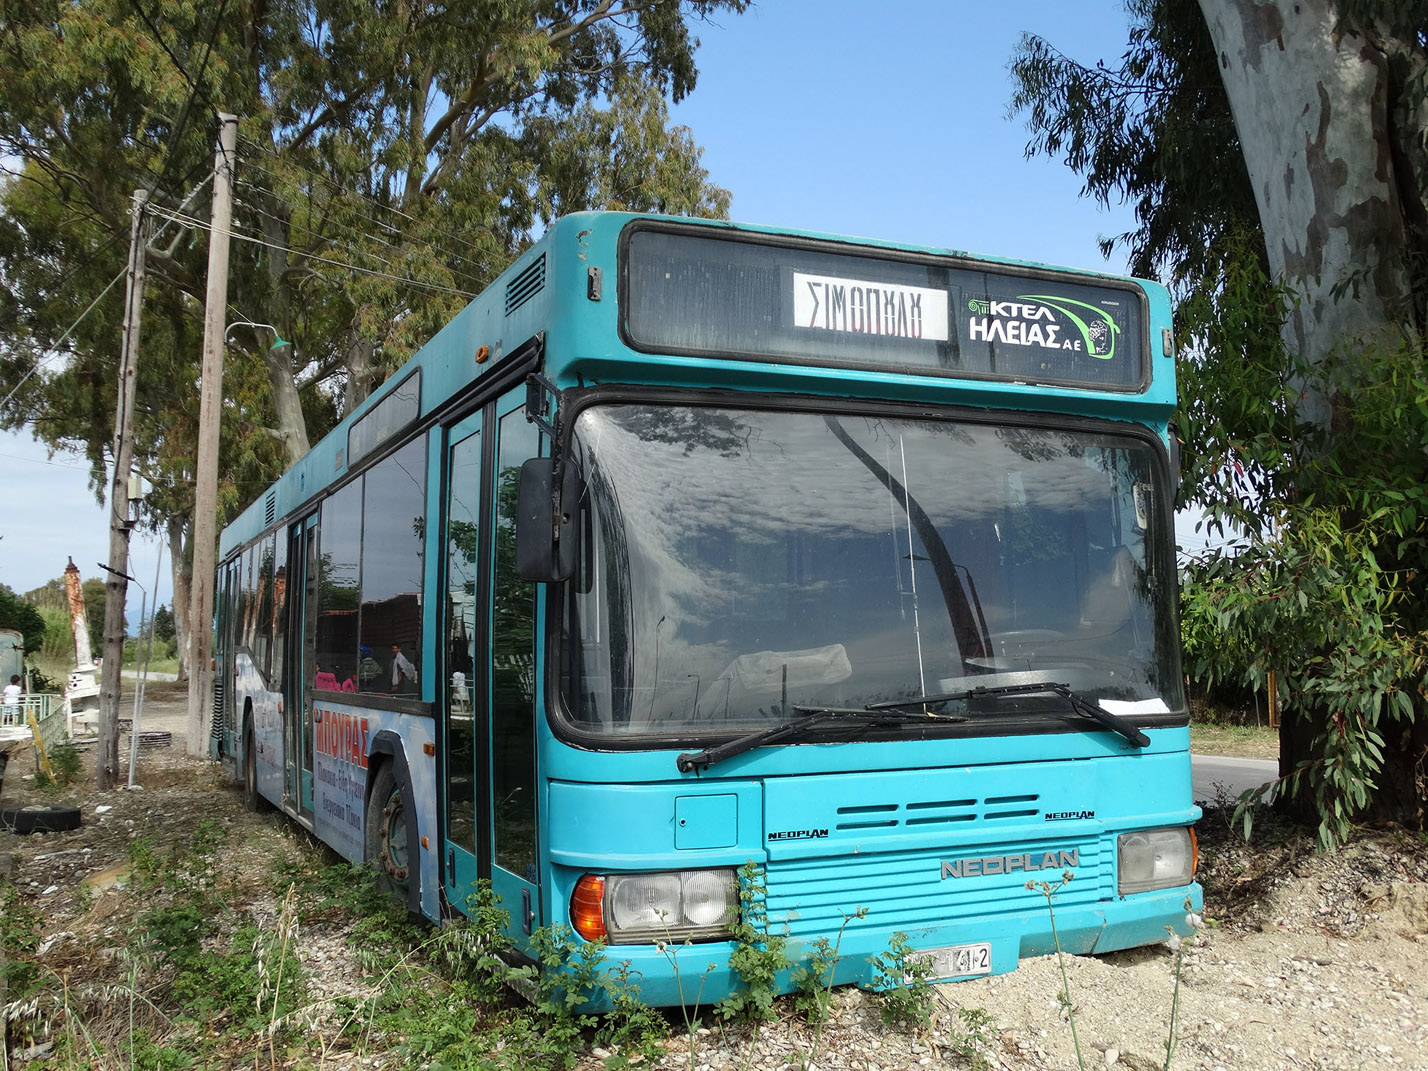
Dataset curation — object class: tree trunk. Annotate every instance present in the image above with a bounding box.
[263,342,310,467]
[1197,0,1414,422]
[1200,0,1427,828]
[255,195,308,469]
[343,335,378,415]
[168,515,191,682]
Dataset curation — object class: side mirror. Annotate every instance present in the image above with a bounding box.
[515,458,581,582]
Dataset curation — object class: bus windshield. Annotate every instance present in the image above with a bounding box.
[559,403,1182,739]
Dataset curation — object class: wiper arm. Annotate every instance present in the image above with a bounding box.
[869,681,1150,748]
[675,706,966,774]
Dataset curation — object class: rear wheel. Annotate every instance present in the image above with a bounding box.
[242,725,270,813]
[364,761,411,902]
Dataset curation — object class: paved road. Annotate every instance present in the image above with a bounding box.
[121,669,179,682]
[1191,753,1278,805]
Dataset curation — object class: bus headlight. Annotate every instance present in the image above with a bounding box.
[571,868,737,944]
[1117,827,1196,894]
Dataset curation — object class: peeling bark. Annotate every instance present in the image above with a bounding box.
[1198,0,1413,423]
[1200,0,1427,828]
[343,336,378,415]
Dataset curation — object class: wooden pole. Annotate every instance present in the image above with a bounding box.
[97,189,149,789]
[1267,668,1279,729]
[187,113,238,758]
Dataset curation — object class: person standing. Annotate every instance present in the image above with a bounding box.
[358,646,383,690]
[390,644,417,693]
[3,675,21,720]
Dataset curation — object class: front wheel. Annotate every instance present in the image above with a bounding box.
[364,760,412,903]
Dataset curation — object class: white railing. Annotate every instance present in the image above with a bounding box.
[0,694,67,751]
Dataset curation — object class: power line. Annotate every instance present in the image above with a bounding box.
[0,449,93,470]
[0,171,217,419]
[0,265,130,414]
[123,0,235,220]
[233,177,493,293]
[238,147,502,268]
[149,204,477,298]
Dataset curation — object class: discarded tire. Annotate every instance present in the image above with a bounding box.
[0,803,83,834]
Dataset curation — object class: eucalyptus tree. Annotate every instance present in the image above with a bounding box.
[0,0,743,676]
[1012,0,1428,843]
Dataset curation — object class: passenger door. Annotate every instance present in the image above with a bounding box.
[442,412,485,908]
[488,401,542,942]
[440,397,541,943]
[285,513,318,817]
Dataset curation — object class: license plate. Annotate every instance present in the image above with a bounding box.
[911,942,993,981]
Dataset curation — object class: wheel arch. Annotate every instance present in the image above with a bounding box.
[365,731,421,915]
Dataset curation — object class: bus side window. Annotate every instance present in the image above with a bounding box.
[357,438,427,695]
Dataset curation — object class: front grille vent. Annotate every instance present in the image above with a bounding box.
[505,253,546,315]
[834,793,1041,831]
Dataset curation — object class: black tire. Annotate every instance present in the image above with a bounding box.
[1,803,82,834]
[242,726,270,813]
[364,760,413,905]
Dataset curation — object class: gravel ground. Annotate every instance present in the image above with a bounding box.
[3,685,1425,1071]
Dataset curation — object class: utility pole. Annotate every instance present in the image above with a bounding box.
[97,188,150,790]
[187,112,238,758]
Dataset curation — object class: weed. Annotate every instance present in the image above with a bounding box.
[1028,871,1085,1071]
[598,958,667,1069]
[716,861,790,1024]
[32,738,82,790]
[792,907,866,1029]
[1161,898,1205,1069]
[868,930,937,1027]
[526,923,606,1065]
[48,739,82,785]
[1,883,43,1002]
[656,930,719,1071]
[945,1006,996,1070]
[123,1027,196,1071]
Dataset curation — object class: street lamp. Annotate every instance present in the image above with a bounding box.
[224,320,293,354]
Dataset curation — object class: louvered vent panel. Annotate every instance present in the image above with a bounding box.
[505,253,546,315]
[765,835,1106,939]
[211,677,227,735]
[264,492,276,527]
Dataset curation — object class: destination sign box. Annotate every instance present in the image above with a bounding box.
[622,226,1146,391]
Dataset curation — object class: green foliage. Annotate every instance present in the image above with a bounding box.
[510,923,665,1070]
[1181,337,1428,847]
[35,739,83,788]
[716,861,790,1024]
[1015,0,1428,839]
[1009,0,1257,284]
[946,1007,997,1071]
[1,883,43,1002]
[122,1028,197,1071]
[151,603,176,643]
[0,587,45,653]
[0,0,748,568]
[34,605,76,669]
[868,931,937,1027]
[790,907,865,1028]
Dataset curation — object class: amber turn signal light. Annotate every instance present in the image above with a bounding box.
[570,874,606,941]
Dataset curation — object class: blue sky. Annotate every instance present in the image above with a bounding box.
[2,0,1184,621]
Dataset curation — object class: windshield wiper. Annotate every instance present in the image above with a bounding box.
[869,681,1151,748]
[675,706,967,774]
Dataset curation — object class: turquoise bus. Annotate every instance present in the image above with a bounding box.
[215,212,1200,1006]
